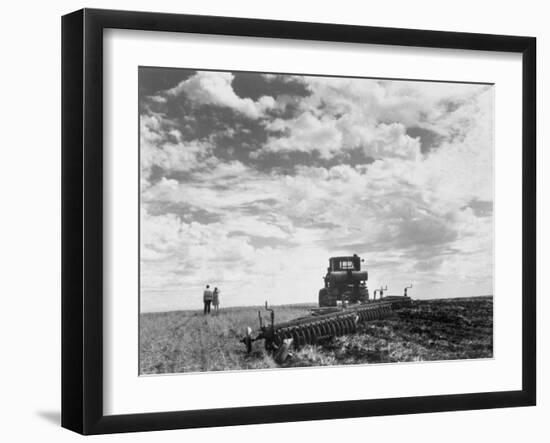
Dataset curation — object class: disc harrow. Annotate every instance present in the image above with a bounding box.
[241,297,411,354]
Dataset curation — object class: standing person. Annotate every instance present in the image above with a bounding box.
[203,284,213,315]
[212,287,220,313]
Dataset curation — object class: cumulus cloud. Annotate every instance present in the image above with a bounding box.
[259,115,421,161]
[140,113,217,185]
[166,71,276,119]
[261,112,343,159]
[255,76,489,161]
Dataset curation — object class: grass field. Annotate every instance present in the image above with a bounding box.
[139,296,493,375]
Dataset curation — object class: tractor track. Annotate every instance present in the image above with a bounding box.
[196,316,210,372]
[166,314,198,372]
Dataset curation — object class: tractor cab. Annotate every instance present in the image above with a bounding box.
[329,255,362,272]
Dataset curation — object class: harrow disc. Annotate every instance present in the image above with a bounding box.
[341,318,349,334]
[297,327,306,346]
[334,319,342,336]
[327,321,336,336]
[290,328,300,348]
[303,325,312,344]
[312,324,322,342]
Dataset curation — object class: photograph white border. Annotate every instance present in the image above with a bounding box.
[103,29,523,416]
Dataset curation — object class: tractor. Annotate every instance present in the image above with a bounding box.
[318,254,369,307]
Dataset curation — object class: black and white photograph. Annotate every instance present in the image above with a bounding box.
[1,0,545,439]
[139,67,494,375]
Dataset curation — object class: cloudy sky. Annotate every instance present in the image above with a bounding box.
[139,68,494,313]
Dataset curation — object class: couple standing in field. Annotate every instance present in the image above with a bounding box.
[203,285,220,315]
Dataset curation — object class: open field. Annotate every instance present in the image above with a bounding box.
[139,296,493,374]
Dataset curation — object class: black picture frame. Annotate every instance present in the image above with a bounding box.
[61,8,536,435]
